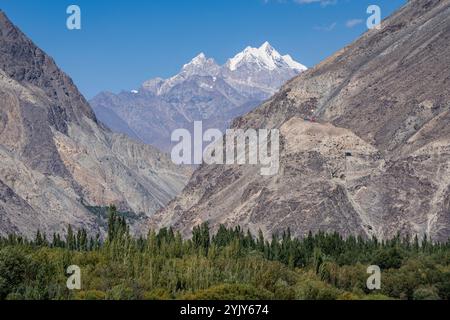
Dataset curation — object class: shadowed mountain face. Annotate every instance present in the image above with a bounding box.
[150,0,450,242]
[0,11,191,237]
[90,43,307,152]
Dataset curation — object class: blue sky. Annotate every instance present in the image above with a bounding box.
[1,0,406,98]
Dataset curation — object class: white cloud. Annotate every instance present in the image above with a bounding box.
[314,22,337,32]
[346,19,364,28]
[263,0,337,6]
[294,0,337,7]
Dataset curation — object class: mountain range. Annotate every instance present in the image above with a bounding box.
[90,42,307,152]
[1,0,450,244]
[149,0,450,242]
[0,10,191,237]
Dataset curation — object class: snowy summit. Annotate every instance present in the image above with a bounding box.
[92,41,307,151]
[227,41,307,72]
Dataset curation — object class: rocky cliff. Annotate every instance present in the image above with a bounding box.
[0,11,191,237]
[149,0,450,242]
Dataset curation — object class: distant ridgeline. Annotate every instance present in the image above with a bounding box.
[0,207,449,300]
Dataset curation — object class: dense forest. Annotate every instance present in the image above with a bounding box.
[0,206,449,300]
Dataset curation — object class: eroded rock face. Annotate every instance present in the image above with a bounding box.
[0,11,191,237]
[150,0,450,242]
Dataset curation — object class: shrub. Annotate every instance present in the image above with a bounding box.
[74,290,107,300]
[413,286,440,300]
[180,284,274,300]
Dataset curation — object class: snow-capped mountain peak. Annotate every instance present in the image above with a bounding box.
[227,42,307,72]
[281,54,308,72]
[182,53,217,69]
[180,52,220,76]
[260,41,275,55]
[139,43,306,97]
[93,42,307,152]
[184,52,207,66]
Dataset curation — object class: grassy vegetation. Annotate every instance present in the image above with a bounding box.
[0,206,449,300]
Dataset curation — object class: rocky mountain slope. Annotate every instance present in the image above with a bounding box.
[90,43,306,152]
[0,11,191,237]
[150,0,450,242]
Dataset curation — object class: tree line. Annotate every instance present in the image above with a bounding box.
[0,206,449,300]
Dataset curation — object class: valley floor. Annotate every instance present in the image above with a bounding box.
[0,208,449,300]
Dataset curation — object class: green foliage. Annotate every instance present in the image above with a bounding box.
[181,284,274,300]
[0,206,449,300]
[0,246,68,300]
[0,247,29,299]
[413,286,441,300]
[74,290,107,300]
[374,247,404,269]
[295,274,341,300]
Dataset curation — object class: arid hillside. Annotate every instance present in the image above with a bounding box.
[150,0,450,242]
